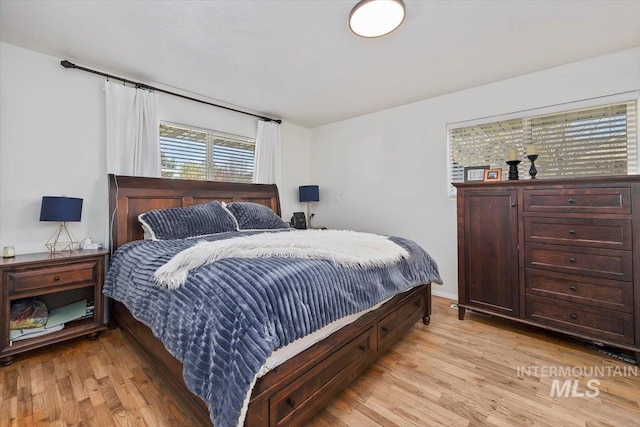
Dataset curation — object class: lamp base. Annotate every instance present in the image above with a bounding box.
[45,222,79,253]
[306,202,313,229]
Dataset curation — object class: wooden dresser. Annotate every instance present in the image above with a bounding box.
[454,176,640,361]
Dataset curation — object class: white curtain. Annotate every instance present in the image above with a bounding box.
[105,81,161,177]
[253,120,281,186]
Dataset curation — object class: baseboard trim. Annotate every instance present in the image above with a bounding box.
[432,289,457,301]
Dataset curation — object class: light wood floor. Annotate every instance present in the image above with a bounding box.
[2,296,639,426]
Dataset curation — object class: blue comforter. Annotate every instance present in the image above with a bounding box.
[104,230,442,426]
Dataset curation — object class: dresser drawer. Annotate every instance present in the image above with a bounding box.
[525,269,633,313]
[270,327,375,426]
[525,243,632,281]
[526,295,634,344]
[524,217,632,250]
[8,261,98,295]
[523,187,631,214]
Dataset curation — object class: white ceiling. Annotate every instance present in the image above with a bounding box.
[1,1,639,128]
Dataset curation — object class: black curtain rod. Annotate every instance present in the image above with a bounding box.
[60,60,282,124]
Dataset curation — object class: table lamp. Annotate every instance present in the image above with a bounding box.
[298,185,319,229]
[40,196,83,253]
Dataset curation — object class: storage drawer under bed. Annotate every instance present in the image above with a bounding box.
[377,289,423,352]
[269,326,375,426]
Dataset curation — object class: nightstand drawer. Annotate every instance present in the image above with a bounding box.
[525,243,632,281]
[523,187,631,214]
[526,295,634,344]
[524,217,632,250]
[9,261,98,294]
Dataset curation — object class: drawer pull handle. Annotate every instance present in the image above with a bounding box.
[53,276,60,281]
[568,198,575,204]
[286,397,296,408]
[381,326,389,336]
[511,202,517,208]
[569,257,576,263]
[358,344,367,352]
[570,285,577,291]
[569,229,576,235]
[570,313,578,320]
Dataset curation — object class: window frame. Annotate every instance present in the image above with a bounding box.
[446,92,639,197]
[159,121,256,183]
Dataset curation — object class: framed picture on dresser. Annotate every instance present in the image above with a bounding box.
[483,168,502,181]
[464,165,490,182]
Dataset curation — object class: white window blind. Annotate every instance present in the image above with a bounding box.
[160,123,255,183]
[448,100,638,196]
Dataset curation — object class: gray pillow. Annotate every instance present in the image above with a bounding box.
[227,202,290,230]
[138,201,237,240]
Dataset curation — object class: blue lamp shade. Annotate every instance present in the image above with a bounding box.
[299,185,319,203]
[39,197,83,222]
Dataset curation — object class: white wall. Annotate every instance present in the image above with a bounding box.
[0,42,311,255]
[280,123,312,220]
[3,41,638,300]
[311,47,640,300]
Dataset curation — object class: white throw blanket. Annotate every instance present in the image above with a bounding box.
[155,229,409,289]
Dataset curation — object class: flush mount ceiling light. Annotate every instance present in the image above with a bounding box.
[349,0,406,38]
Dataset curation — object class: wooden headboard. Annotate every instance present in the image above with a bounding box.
[108,174,281,250]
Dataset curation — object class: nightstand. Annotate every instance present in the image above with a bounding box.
[0,249,108,366]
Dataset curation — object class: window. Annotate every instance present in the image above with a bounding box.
[160,123,255,183]
[448,97,638,196]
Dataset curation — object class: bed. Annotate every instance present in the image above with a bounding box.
[105,174,441,426]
